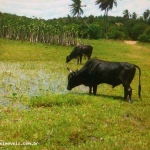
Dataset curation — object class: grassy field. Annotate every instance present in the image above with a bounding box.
[0,38,150,150]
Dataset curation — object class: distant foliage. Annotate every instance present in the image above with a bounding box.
[138,34,150,42]
[138,26,150,42]
[108,26,126,40]
[0,12,150,44]
[131,23,148,40]
[0,13,80,46]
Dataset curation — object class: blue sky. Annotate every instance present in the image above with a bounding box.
[0,0,150,19]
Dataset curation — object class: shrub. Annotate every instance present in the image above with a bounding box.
[138,34,150,42]
[87,24,102,39]
[144,27,150,35]
[131,23,148,40]
[108,29,125,40]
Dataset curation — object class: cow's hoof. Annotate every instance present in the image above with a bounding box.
[128,99,133,103]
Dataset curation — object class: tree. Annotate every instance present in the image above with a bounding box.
[0,11,3,37]
[69,0,86,44]
[95,0,117,38]
[148,17,150,25]
[123,9,130,20]
[143,9,150,20]
[69,0,86,17]
[132,12,137,20]
[132,23,148,40]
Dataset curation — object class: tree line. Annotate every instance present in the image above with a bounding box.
[0,12,81,45]
[69,0,150,42]
[0,9,150,46]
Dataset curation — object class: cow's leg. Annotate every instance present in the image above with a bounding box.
[127,86,132,103]
[77,56,79,64]
[88,54,90,60]
[124,86,132,103]
[89,86,92,95]
[93,85,97,95]
[124,87,127,99]
[80,55,82,64]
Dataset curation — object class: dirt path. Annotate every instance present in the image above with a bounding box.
[124,41,137,45]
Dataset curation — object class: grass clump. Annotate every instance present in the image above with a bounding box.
[30,94,92,107]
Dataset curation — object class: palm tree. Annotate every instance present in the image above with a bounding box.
[123,9,130,20]
[69,0,86,17]
[0,11,3,38]
[132,12,137,20]
[143,9,150,20]
[69,0,86,45]
[95,0,117,38]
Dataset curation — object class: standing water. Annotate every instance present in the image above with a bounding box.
[0,61,88,107]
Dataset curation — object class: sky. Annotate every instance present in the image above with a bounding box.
[0,0,150,20]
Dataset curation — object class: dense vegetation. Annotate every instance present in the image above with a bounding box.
[0,11,150,46]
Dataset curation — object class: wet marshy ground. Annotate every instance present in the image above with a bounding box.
[0,61,88,107]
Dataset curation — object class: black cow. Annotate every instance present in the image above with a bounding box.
[67,58,141,103]
[66,45,93,64]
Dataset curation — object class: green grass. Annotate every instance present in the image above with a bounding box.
[0,38,150,150]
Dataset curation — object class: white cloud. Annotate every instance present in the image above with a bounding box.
[0,0,71,19]
[0,0,150,19]
[114,0,150,17]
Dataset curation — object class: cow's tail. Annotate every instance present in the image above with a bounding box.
[135,65,141,99]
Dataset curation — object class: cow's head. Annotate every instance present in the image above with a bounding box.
[66,55,71,63]
[67,67,78,90]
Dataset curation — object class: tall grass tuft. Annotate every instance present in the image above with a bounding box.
[30,94,91,107]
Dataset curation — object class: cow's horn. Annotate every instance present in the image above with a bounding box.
[67,67,73,73]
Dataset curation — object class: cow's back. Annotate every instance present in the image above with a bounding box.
[70,46,82,58]
[81,58,134,74]
[77,58,101,76]
[82,45,93,53]
[76,58,136,86]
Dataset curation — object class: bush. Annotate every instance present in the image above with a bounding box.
[108,29,125,40]
[131,23,148,40]
[87,24,102,39]
[144,27,150,35]
[138,34,150,42]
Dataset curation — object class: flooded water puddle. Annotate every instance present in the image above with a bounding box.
[0,61,67,107]
[0,61,88,107]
